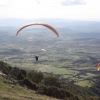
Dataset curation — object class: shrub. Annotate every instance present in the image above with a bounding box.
[21,78,38,90]
[41,75,62,88]
[27,70,44,84]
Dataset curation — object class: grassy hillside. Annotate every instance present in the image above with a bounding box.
[0,75,58,100]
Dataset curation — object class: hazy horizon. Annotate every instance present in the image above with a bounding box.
[0,18,100,27]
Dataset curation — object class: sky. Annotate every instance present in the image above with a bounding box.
[0,0,100,20]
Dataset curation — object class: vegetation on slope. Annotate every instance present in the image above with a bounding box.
[0,61,99,100]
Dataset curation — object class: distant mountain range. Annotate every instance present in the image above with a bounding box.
[0,18,100,28]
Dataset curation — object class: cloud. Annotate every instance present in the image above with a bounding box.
[61,0,86,6]
[36,0,41,4]
[0,4,7,7]
[0,0,100,20]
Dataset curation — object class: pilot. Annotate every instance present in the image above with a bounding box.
[34,55,39,61]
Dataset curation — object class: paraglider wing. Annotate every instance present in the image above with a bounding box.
[16,22,59,37]
[96,63,100,71]
[41,49,46,51]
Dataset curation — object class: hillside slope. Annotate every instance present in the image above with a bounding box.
[0,74,58,100]
[0,61,99,100]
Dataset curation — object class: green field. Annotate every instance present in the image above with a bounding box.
[75,80,93,87]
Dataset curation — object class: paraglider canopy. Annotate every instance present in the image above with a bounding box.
[41,49,46,52]
[16,22,59,37]
[96,63,100,71]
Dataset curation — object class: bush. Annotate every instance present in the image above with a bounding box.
[10,67,25,80]
[41,75,62,88]
[27,70,44,84]
[0,61,26,80]
[37,85,79,99]
[21,78,38,90]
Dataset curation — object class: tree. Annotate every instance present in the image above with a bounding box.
[41,75,62,88]
[27,70,44,84]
